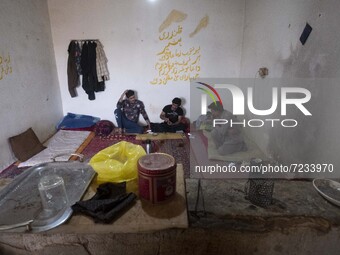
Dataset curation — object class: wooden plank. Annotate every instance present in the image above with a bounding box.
[69,131,95,161]
[136,133,185,140]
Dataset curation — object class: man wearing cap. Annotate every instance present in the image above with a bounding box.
[151,97,186,133]
[208,102,247,155]
[114,89,151,134]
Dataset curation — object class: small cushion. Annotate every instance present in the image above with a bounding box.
[9,128,46,162]
[94,120,115,136]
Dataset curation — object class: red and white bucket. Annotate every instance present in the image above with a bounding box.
[138,153,177,204]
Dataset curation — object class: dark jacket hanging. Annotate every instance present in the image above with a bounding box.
[80,41,96,100]
[67,41,79,97]
[80,41,105,100]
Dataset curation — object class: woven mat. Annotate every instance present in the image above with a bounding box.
[0,133,190,181]
[81,134,190,178]
[81,134,140,161]
[0,164,27,179]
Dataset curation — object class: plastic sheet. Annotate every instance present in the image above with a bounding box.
[89,141,146,184]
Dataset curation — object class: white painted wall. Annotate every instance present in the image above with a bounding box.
[240,0,340,168]
[0,0,62,169]
[47,0,245,123]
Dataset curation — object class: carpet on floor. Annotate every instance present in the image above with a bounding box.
[81,134,190,178]
[1,134,190,180]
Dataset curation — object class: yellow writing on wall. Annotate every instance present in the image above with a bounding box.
[159,9,187,33]
[0,53,13,81]
[190,15,209,38]
[150,10,203,85]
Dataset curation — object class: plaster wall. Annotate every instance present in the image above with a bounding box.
[47,0,245,123]
[239,0,340,168]
[0,0,62,169]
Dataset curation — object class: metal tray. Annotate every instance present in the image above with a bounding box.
[313,178,340,207]
[0,161,96,232]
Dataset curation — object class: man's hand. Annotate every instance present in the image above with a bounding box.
[146,121,151,131]
[119,90,128,101]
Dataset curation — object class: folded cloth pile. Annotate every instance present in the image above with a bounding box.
[71,182,136,223]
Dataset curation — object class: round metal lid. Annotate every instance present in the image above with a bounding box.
[138,153,175,171]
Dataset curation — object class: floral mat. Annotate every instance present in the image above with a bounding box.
[1,133,190,180]
[81,134,190,178]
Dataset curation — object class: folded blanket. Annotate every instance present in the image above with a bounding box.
[56,112,100,129]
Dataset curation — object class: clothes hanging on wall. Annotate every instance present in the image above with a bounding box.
[67,41,79,98]
[67,40,110,100]
[96,41,110,82]
[81,41,102,100]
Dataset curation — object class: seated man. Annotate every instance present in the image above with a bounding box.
[208,102,247,155]
[194,111,213,131]
[114,90,151,134]
[151,97,186,133]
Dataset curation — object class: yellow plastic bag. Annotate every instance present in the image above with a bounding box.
[89,141,146,185]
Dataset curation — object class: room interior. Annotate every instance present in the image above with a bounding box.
[1,0,340,254]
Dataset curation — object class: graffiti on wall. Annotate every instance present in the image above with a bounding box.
[150,10,208,85]
[0,53,13,81]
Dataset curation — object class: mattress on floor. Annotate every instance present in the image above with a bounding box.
[18,130,91,168]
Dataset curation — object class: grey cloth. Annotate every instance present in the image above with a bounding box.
[210,110,247,155]
[212,132,246,155]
